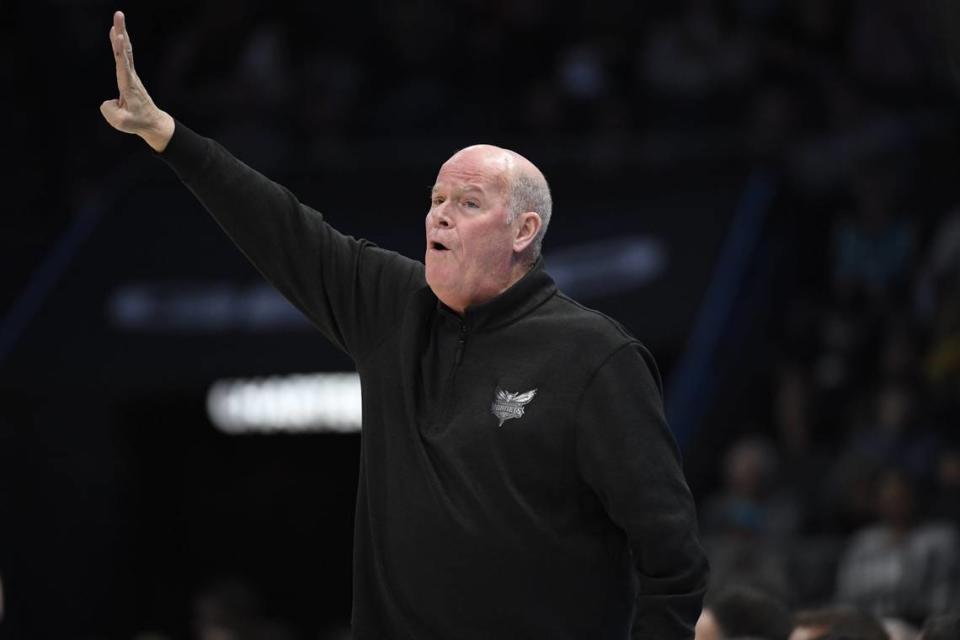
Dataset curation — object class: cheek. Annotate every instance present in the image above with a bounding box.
[463,221,511,259]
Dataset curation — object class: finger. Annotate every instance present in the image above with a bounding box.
[113,30,131,95]
[110,12,135,80]
[110,12,123,59]
[109,20,129,94]
[116,11,133,55]
[100,99,122,126]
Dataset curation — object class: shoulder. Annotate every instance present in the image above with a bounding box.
[845,525,895,554]
[544,291,637,346]
[538,291,662,389]
[912,523,960,551]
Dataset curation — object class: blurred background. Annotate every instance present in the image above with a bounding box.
[2,0,960,638]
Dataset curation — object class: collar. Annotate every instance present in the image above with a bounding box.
[437,257,557,332]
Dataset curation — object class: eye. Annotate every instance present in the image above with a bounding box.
[431,196,445,206]
[463,199,480,209]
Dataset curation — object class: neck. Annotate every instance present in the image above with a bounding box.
[508,254,535,286]
[442,256,536,315]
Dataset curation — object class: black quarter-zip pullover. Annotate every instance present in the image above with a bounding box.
[159,122,709,639]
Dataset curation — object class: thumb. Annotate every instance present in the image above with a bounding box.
[100,99,125,128]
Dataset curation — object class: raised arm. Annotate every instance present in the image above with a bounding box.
[99,11,426,359]
[100,11,174,152]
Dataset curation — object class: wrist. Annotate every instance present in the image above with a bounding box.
[140,110,175,153]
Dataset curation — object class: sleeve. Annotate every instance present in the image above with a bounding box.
[575,342,709,640]
[157,120,426,358]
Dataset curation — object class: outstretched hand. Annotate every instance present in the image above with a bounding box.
[100,11,174,152]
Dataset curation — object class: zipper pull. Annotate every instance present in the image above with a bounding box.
[455,323,467,365]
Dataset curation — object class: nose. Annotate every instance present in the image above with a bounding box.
[429,203,453,228]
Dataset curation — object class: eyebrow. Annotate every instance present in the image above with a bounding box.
[430,184,487,196]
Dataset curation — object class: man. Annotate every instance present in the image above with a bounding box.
[693,585,792,640]
[101,10,708,639]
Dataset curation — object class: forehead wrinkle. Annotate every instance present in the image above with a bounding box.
[431,182,490,197]
[435,174,504,200]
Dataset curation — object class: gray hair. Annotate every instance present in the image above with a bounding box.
[507,171,552,261]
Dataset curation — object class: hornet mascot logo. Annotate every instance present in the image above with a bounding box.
[491,388,538,427]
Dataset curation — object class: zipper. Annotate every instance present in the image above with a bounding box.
[454,322,467,365]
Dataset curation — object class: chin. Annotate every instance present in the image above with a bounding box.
[426,278,463,311]
[425,269,448,297]
[424,263,438,290]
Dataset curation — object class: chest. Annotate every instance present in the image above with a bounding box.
[359,309,611,528]
[415,325,591,485]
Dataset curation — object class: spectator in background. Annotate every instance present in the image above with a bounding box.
[924,296,960,406]
[772,362,834,534]
[849,381,936,478]
[918,613,960,640]
[880,617,919,640]
[930,445,960,527]
[916,208,960,420]
[695,585,792,640]
[831,170,914,305]
[700,436,799,601]
[824,381,937,532]
[774,363,815,458]
[914,207,960,323]
[640,0,756,102]
[702,436,801,537]
[192,577,295,640]
[835,467,959,622]
[921,222,960,404]
[790,606,889,640]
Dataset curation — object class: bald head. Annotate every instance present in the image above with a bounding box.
[444,144,544,182]
[426,143,551,313]
[443,144,552,261]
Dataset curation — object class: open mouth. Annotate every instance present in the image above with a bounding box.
[430,241,449,251]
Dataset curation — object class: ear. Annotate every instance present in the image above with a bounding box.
[512,211,542,254]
